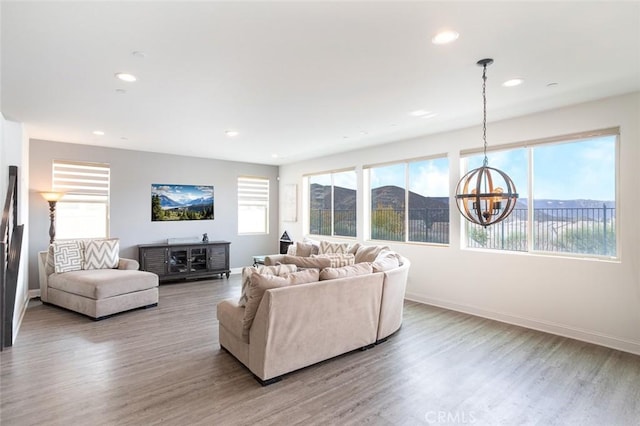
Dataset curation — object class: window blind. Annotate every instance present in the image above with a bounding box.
[238,176,269,208]
[52,160,110,201]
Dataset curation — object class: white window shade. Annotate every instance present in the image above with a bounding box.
[53,160,110,239]
[238,176,269,234]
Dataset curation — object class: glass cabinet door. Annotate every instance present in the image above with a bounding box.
[169,248,189,274]
[190,247,208,272]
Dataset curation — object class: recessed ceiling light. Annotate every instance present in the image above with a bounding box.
[431,30,459,45]
[502,78,523,87]
[271,154,278,158]
[225,130,239,137]
[93,130,105,136]
[115,72,137,82]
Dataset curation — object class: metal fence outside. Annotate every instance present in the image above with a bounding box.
[467,205,616,256]
[311,205,615,256]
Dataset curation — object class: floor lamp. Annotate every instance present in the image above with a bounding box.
[40,192,65,244]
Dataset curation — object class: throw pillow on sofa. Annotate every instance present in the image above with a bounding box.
[238,264,297,307]
[83,238,120,270]
[319,241,350,255]
[242,269,320,335]
[294,241,317,257]
[355,245,390,263]
[372,250,401,272]
[311,253,355,268]
[319,262,373,280]
[52,240,84,273]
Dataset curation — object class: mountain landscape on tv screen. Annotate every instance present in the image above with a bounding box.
[151,187,214,221]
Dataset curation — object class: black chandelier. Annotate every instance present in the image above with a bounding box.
[455,58,518,227]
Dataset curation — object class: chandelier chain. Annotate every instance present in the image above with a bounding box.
[482,63,488,167]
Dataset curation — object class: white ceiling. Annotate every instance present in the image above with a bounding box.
[2,1,639,166]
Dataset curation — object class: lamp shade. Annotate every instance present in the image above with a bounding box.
[40,192,65,202]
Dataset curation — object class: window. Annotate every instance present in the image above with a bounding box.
[308,170,356,237]
[368,157,449,243]
[462,131,617,258]
[53,160,110,239]
[370,163,405,241]
[238,177,269,234]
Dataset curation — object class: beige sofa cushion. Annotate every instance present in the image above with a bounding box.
[238,264,297,307]
[355,245,390,263]
[281,255,332,269]
[372,250,401,272]
[319,262,373,280]
[294,241,318,257]
[243,269,320,335]
[48,269,158,300]
[217,299,248,343]
[348,242,362,255]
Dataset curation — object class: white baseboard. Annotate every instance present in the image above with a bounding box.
[405,292,640,356]
[229,267,242,275]
[12,294,31,345]
[29,289,41,299]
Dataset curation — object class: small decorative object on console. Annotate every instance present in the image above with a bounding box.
[202,233,209,242]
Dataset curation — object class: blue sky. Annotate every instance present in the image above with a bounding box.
[151,184,214,203]
[467,136,616,201]
[316,135,616,201]
[369,158,450,198]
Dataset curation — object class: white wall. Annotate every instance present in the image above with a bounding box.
[278,92,640,355]
[1,114,30,343]
[28,141,280,289]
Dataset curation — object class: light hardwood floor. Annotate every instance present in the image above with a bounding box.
[1,275,639,425]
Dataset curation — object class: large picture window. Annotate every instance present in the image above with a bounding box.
[463,131,617,258]
[368,156,449,243]
[308,170,356,237]
[53,160,110,239]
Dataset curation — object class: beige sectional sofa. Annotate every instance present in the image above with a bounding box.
[217,241,410,384]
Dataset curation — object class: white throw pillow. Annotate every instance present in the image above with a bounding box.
[83,239,120,270]
[319,241,350,255]
[311,253,355,268]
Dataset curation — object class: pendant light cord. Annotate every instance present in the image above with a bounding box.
[482,63,488,167]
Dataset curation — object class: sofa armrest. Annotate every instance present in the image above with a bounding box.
[264,255,286,266]
[118,258,140,270]
[377,256,410,340]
